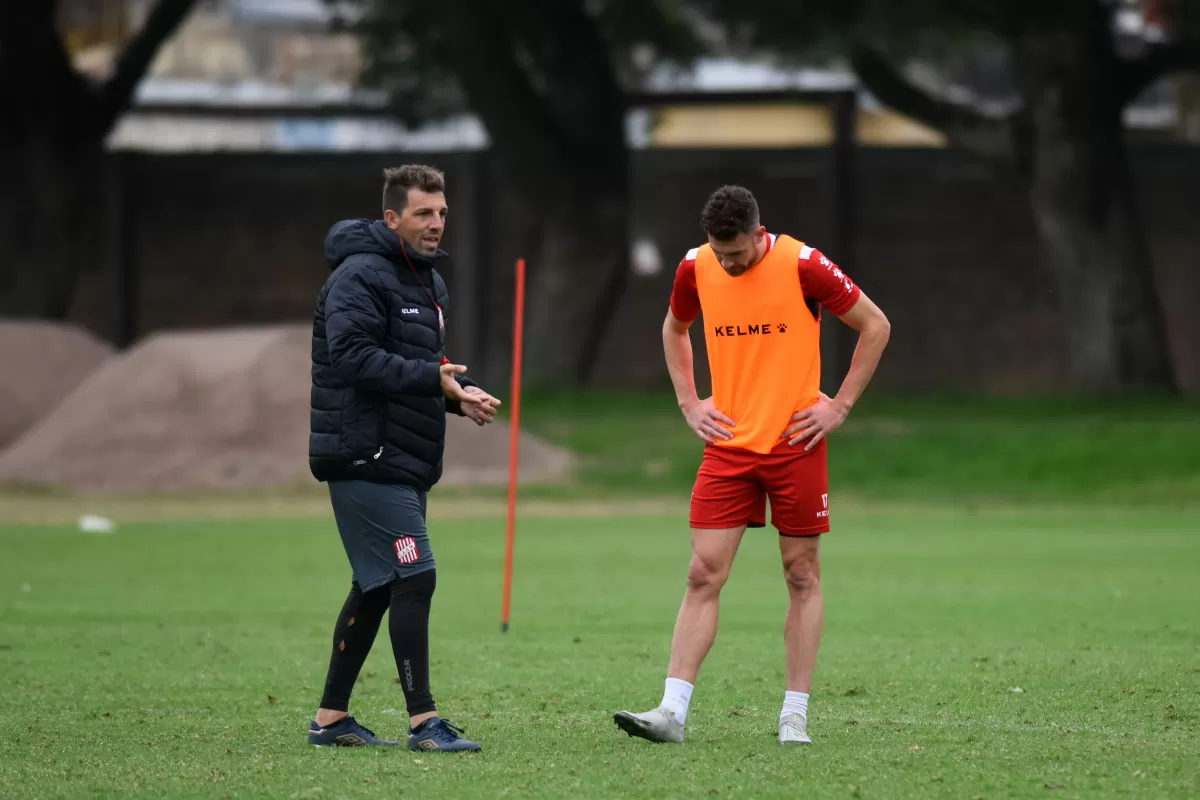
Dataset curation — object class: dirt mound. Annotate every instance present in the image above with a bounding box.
[0,320,115,448]
[0,324,573,493]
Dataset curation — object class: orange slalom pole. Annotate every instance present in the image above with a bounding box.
[502,257,526,633]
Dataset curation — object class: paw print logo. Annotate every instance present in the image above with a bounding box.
[777,323,788,333]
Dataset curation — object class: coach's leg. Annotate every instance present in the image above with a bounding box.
[311,479,402,746]
[373,487,440,730]
[668,525,746,683]
[388,567,438,727]
[378,489,481,752]
[315,582,391,727]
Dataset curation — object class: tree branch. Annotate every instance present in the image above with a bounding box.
[1119,40,1200,107]
[96,0,200,135]
[850,44,1017,166]
[439,1,572,166]
[512,1,627,172]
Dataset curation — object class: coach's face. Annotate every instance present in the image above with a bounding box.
[709,227,767,277]
[386,188,448,257]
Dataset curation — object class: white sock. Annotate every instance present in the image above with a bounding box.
[660,677,694,725]
[781,691,809,724]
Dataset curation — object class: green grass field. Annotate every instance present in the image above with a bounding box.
[512,393,1200,505]
[1,396,1198,798]
[2,506,1198,799]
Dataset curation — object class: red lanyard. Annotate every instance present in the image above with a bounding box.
[400,244,449,365]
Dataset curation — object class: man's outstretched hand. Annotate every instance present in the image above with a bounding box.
[781,392,848,451]
[440,363,486,407]
[460,385,501,426]
[682,396,735,444]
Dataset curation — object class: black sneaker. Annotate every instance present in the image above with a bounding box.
[307,716,400,747]
[407,718,482,752]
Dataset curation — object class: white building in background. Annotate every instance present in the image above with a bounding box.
[89,0,484,151]
[143,0,363,87]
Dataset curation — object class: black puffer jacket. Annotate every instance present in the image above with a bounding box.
[309,219,475,489]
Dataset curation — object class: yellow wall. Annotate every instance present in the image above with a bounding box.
[60,0,130,55]
[647,102,947,148]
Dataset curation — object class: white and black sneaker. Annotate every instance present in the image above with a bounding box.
[613,707,685,743]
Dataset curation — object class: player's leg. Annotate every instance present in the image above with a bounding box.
[777,535,822,743]
[763,439,829,744]
[614,445,759,743]
[613,525,746,743]
[667,524,747,684]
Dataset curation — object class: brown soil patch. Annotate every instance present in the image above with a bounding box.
[0,324,573,493]
[0,320,114,448]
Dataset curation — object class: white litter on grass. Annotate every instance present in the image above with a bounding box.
[78,514,116,533]
[1010,687,1024,693]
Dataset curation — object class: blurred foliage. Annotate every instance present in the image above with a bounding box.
[1167,0,1200,36]
[324,1,716,387]
[689,0,985,61]
[331,0,708,127]
[692,0,1200,87]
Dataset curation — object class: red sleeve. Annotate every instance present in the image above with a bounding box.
[799,247,861,316]
[669,257,700,322]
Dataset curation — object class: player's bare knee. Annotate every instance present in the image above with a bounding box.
[783,562,820,598]
[686,556,728,596]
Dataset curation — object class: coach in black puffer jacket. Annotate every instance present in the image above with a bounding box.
[304,166,497,754]
[309,217,477,490]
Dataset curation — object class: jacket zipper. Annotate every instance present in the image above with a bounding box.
[375,407,385,460]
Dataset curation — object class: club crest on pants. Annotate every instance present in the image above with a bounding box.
[394,536,420,564]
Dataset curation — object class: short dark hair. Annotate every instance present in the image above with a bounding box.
[382,164,446,214]
[700,185,760,241]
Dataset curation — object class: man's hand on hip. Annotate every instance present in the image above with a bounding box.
[782,392,848,450]
[460,385,501,426]
[682,397,735,444]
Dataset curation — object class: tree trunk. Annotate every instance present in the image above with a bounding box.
[0,138,102,318]
[1026,125,1177,392]
[519,178,629,389]
[0,0,198,319]
[1017,21,1177,392]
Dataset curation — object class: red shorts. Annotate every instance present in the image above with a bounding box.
[690,438,830,536]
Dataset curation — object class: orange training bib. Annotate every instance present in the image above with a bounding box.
[694,234,822,453]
